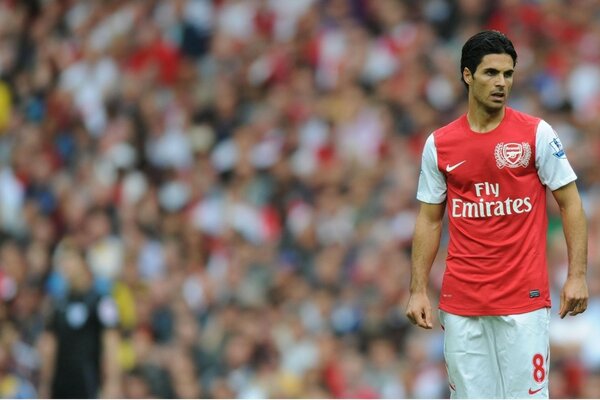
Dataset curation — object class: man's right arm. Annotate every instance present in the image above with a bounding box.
[37,330,57,398]
[406,201,445,329]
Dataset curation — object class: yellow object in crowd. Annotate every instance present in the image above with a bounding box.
[0,81,11,132]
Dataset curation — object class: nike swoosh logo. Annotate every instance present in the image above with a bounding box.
[446,160,466,172]
[528,387,543,395]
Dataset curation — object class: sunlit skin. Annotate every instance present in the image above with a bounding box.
[463,53,515,133]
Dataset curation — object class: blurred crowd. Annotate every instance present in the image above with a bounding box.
[0,0,599,398]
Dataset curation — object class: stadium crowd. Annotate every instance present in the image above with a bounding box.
[0,0,599,398]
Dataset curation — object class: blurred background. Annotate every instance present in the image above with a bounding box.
[0,0,599,398]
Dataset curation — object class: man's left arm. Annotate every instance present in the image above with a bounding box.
[98,296,121,398]
[101,328,121,398]
[551,181,588,318]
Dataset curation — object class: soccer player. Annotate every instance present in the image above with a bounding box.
[37,241,121,398]
[405,30,588,399]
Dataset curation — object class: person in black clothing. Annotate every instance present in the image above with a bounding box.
[38,241,121,398]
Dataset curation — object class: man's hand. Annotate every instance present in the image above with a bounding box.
[406,292,433,329]
[559,275,588,318]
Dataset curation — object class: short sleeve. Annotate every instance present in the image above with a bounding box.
[535,120,577,191]
[416,133,447,203]
[97,296,119,329]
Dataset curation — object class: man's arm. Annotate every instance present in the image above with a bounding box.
[37,331,57,398]
[101,329,121,398]
[551,181,588,318]
[406,201,445,329]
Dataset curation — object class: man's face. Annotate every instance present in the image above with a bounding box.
[465,53,514,111]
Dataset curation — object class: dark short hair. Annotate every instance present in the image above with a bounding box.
[460,30,517,88]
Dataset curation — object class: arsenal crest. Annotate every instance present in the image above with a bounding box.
[494,142,531,169]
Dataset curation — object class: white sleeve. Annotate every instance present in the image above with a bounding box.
[97,296,119,328]
[416,133,447,204]
[535,120,577,191]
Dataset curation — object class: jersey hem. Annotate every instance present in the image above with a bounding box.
[439,302,551,317]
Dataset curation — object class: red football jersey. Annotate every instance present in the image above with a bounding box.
[417,107,577,316]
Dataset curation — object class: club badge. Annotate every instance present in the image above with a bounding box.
[495,142,531,169]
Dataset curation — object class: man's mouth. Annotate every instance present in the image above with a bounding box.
[491,92,505,100]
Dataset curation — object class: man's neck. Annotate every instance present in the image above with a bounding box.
[467,105,506,133]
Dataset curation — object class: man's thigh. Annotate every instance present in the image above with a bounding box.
[493,308,550,398]
[440,311,501,398]
[440,308,550,399]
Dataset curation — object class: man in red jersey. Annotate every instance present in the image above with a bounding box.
[405,30,588,399]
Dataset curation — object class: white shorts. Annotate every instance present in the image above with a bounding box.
[439,308,550,399]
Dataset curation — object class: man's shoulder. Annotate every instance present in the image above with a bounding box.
[505,107,541,127]
[433,114,465,139]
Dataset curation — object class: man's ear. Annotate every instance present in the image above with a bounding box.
[463,67,473,85]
